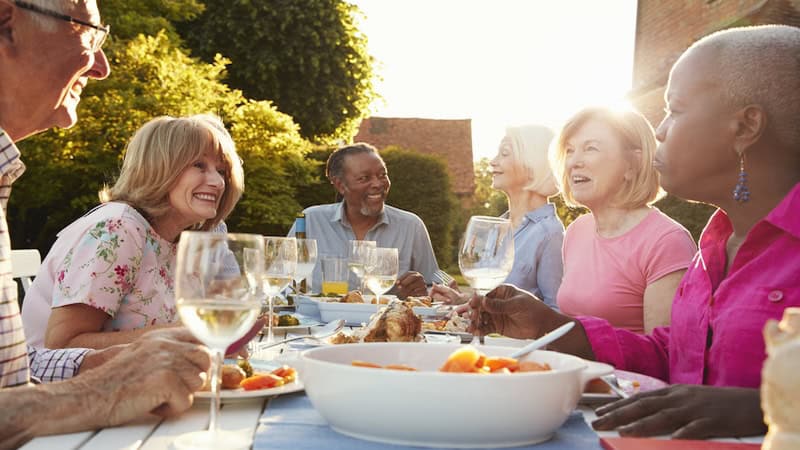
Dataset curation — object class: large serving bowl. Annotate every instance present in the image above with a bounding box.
[300,343,612,448]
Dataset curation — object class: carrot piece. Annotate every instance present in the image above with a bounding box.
[439,346,482,372]
[351,360,383,368]
[270,365,297,383]
[384,364,417,371]
[484,356,519,372]
[518,361,552,372]
[240,373,285,391]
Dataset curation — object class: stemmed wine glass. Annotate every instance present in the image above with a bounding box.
[292,238,317,294]
[174,231,264,450]
[363,247,399,305]
[348,240,376,291]
[458,216,514,295]
[261,236,297,345]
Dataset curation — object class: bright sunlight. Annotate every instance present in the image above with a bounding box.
[350,0,637,160]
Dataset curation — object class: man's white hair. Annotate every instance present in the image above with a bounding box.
[17,0,82,32]
[687,25,800,150]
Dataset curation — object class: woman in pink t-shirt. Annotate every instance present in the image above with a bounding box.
[552,107,696,333]
[22,114,244,349]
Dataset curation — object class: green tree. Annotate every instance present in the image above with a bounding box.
[381,147,456,268]
[103,0,205,42]
[10,33,315,252]
[178,0,379,143]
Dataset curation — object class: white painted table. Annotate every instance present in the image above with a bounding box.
[21,327,765,449]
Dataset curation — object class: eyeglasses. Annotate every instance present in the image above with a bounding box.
[14,1,110,52]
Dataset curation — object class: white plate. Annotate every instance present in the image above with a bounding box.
[196,360,304,403]
[421,329,473,343]
[262,313,321,333]
[195,380,304,403]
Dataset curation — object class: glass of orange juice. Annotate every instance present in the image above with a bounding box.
[321,256,349,295]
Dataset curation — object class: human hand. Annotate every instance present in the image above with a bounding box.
[466,284,558,339]
[395,271,428,298]
[76,327,212,425]
[592,385,765,439]
[430,283,468,305]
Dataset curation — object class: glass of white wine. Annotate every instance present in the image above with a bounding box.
[348,240,376,291]
[458,216,514,295]
[293,238,317,294]
[364,247,398,305]
[261,236,297,345]
[174,231,263,450]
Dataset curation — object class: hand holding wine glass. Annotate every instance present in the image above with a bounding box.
[174,231,264,449]
[364,247,399,305]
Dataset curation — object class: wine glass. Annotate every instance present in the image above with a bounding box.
[458,216,514,295]
[363,247,399,305]
[293,238,317,294]
[348,240,376,291]
[261,236,297,345]
[173,231,263,450]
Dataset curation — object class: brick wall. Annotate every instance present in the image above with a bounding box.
[631,0,800,125]
[353,117,475,196]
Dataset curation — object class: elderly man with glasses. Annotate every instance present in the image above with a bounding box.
[0,1,211,446]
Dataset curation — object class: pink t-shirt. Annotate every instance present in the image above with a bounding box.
[557,208,696,333]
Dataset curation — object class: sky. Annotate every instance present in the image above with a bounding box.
[349,0,638,161]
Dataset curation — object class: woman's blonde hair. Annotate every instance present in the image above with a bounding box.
[505,124,558,197]
[99,114,244,231]
[550,106,664,209]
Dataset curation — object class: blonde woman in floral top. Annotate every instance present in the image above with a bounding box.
[22,114,244,349]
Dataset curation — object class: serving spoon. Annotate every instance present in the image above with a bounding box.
[509,321,576,359]
[256,319,346,352]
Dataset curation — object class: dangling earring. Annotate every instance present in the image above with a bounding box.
[733,153,750,203]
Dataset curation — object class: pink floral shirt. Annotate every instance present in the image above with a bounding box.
[580,182,800,388]
[22,202,177,348]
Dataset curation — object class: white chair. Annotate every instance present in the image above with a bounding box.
[11,249,41,294]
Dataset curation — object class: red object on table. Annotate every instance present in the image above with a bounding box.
[600,437,760,450]
[225,317,266,356]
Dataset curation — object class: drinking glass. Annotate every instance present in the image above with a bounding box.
[293,238,317,294]
[261,236,297,344]
[458,216,514,295]
[348,240,376,290]
[173,231,263,450]
[320,256,349,295]
[364,247,399,305]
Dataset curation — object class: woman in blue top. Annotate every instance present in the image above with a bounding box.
[433,125,564,308]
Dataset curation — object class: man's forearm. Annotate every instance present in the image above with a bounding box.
[61,323,176,349]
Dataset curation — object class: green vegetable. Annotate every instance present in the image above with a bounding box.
[237,359,254,378]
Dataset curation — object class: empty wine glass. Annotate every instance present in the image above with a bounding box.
[364,247,399,305]
[458,216,514,295]
[293,238,317,294]
[173,232,263,450]
[348,240,376,291]
[261,236,297,345]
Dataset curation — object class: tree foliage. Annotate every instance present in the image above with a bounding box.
[178,0,379,143]
[10,32,315,251]
[102,0,205,42]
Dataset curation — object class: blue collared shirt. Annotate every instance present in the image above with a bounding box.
[289,202,439,292]
[502,204,564,309]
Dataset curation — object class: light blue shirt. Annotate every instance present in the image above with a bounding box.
[289,202,439,292]
[502,204,564,309]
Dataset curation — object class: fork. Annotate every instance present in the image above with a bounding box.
[432,269,455,286]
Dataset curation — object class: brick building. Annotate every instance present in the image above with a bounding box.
[353,117,475,202]
[630,0,800,125]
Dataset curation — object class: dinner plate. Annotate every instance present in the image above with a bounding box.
[195,360,304,403]
[261,313,321,333]
[421,329,473,343]
[579,369,668,406]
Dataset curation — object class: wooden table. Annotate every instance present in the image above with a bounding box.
[21,327,765,450]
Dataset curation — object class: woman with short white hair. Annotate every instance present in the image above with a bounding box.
[432,124,564,308]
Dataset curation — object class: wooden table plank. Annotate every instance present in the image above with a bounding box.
[80,417,162,450]
[20,431,95,450]
[139,403,209,450]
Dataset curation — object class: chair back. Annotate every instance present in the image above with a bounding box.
[11,249,41,293]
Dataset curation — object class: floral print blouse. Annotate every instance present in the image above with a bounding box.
[22,202,177,348]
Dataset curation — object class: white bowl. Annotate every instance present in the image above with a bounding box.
[483,335,533,347]
[315,296,435,325]
[300,343,612,448]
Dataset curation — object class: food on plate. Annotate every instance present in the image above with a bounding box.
[241,373,284,390]
[370,296,391,304]
[237,359,254,377]
[277,314,301,326]
[584,378,612,394]
[364,302,422,342]
[422,314,470,333]
[350,346,552,374]
[341,290,366,303]
[404,296,433,307]
[329,331,360,345]
[221,364,246,389]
